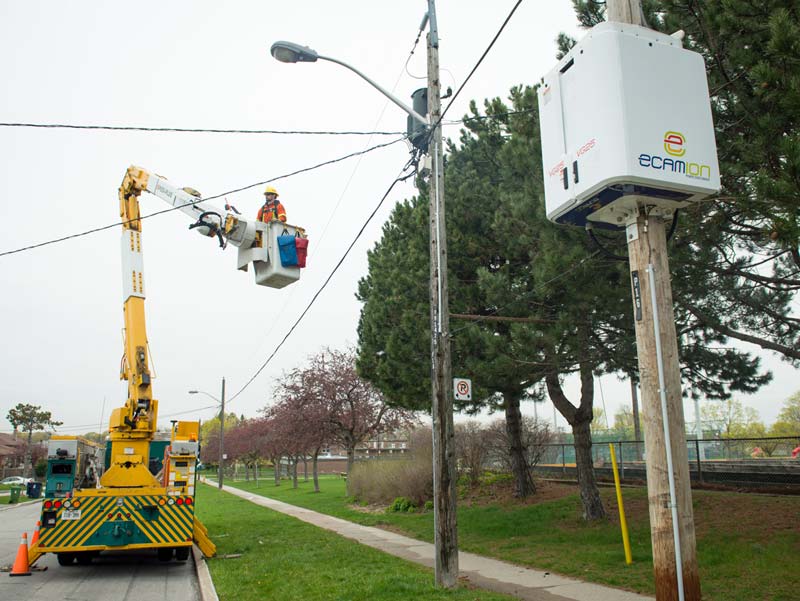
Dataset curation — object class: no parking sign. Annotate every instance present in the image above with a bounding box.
[453,378,472,401]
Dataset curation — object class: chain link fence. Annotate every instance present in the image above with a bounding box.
[536,436,800,491]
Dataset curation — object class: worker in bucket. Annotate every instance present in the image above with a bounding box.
[257,186,287,223]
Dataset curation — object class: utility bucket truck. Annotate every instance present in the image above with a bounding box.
[32,167,306,567]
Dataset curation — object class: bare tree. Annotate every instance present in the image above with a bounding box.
[484,416,553,488]
[454,421,489,486]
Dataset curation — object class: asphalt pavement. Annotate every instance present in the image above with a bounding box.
[0,499,202,601]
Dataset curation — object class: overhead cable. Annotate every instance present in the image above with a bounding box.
[432,0,525,134]
[0,122,403,136]
[0,136,407,258]
[227,159,418,403]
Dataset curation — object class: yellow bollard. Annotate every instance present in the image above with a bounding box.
[609,443,633,564]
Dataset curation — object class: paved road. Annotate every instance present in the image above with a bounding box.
[0,500,200,601]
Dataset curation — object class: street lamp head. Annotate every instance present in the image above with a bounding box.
[270,41,319,64]
[188,390,199,394]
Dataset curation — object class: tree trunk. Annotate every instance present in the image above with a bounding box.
[572,419,607,520]
[292,457,298,489]
[546,369,607,521]
[346,446,355,496]
[312,452,320,493]
[273,457,281,486]
[303,456,308,481]
[23,430,33,479]
[504,393,535,497]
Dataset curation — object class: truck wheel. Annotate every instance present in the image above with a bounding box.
[57,553,76,566]
[157,547,174,562]
[175,546,190,561]
[75,553,93,565]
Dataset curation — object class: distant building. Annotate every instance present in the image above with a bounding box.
[0,432,27,474]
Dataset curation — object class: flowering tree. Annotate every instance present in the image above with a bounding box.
[307,348,417,476]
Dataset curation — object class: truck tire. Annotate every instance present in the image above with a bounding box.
[157,547,174,562]
[175,546,190,561]
[57,553,76,566]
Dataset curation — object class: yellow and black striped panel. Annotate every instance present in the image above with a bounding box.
[38,495,194,551]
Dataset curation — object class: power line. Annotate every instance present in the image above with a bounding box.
[0,122,403,136]
[227,159,418,403]
[434,0,526,131]
[0,136,408,259]
[246,30,428,364]
[33,404,220,434]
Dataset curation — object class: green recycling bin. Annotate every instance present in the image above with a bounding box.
[9,486,21,504]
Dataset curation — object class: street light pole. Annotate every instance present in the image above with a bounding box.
[188,381,226,490]
[218,377,226,490]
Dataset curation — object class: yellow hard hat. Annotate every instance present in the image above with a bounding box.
[264,186,279,197]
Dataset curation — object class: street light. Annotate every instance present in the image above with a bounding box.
[189,376,226,489]
[270,41,428,128]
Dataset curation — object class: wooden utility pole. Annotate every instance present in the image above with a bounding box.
[608,1,701,599]
[426,0,458,588]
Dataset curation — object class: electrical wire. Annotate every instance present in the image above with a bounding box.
[203,26,432,368]
[0,136,407,258]
[0,122,402,136]
[42,404,219,433]
[436,0,525,128]
[227,159,418,403]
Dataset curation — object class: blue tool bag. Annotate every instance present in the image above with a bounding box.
[278,230,299,267]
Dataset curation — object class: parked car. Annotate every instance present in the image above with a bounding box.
[0,476,33,486]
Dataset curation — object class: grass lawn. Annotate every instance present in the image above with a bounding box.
[194,483,515,601]
[221,472,800,601]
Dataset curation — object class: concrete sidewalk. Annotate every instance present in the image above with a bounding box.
[207,480,653,601]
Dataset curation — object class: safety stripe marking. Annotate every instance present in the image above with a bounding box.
[122,498,170,544]
[39,495,196,548]
[45,497,112,548]
[158,504,193,539]
[63,497,118,548]
[125,499,175,543]
[169,503,194,531]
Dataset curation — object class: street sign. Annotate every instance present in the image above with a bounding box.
[453,378,472,401]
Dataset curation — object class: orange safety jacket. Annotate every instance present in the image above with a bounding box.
[257,200,287,223]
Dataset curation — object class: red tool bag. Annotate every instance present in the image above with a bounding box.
[295,235,308,268]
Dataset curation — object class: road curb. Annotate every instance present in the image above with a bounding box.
[0,498,41,512]
[192,544,219,601]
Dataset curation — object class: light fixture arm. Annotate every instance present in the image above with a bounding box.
[316,53,429,128]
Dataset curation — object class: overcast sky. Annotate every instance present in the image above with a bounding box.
[0,1,796,438]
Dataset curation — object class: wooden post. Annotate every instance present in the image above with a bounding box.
[627,216,699,600]
[427,0,458,588]
[607,0,701,598]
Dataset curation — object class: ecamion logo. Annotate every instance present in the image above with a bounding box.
[663,131,686,157]
[638,130,711,181]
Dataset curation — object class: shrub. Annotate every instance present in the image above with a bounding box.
[389,496,417,512]
[348,428,433,506]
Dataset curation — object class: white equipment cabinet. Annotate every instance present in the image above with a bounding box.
[538,22,720,228]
